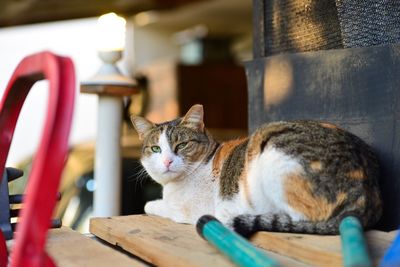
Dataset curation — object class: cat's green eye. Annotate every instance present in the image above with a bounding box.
[151,146,161,153]
[176,142,188,150]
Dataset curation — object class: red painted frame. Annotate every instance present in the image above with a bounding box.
[0,51,75,266]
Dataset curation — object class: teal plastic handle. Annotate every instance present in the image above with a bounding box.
[339,216,372,267]
[197,215,279,267]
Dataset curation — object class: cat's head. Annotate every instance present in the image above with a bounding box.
[131,104,215,185]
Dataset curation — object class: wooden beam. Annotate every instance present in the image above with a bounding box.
[0,0,204,27]
[90,215,397,267]
[46,227,144,267]
[90,215,310,267]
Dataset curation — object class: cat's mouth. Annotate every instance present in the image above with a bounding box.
[160,169,182,182]
[163,169,177,174]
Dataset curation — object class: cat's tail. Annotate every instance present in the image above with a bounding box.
[232,213,342,237]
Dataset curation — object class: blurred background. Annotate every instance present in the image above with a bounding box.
[0,0,251,232]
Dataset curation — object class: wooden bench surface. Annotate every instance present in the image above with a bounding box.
[47,227,145,267]
[89,215,397,267]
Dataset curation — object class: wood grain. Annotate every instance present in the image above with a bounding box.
[251,232,342,267]
[90,215,307,267]
[90,215,397,267]
[366,230,399,266]
[46,227,145,267]
[251,230,397,267]
[90,215,233,267]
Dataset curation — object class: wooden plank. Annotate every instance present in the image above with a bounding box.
[251,232,342,267]
[46,227,145,267]
[251,230,398,267]
[89,215,308,267]
[90,215,234,267]
[0,0,204,27]
[90,215,397,267]
[366,230,399,266]
[261,250,309,267]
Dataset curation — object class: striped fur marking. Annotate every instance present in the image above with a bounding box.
[213,138,249,199]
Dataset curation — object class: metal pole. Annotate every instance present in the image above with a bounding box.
[93,96,122,217]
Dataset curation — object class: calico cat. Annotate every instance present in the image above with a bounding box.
[131,104,382,237]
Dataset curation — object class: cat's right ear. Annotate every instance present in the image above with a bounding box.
[181,104,205,131]
[130,115,154,140]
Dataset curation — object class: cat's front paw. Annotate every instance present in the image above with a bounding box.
[144,200,166,217]
[215,206,237,226]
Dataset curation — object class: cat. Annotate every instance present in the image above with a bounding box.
[131,104,382,237]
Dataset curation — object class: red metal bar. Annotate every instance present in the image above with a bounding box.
[0,231,7,267]
[0,51,75,266]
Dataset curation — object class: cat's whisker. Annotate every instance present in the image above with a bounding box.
[127,166,150,191]
[127,168,145,181]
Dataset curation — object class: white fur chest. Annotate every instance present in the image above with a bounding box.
[162,161,216,224]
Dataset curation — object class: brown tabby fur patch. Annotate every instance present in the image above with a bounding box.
[285,173,348,221]
[141,127,164,157]
[214,138,249,198]
[213,138,248,177]
[320,122,339,129]
[310,161,323,171]
[347,169,366,180]
[142,118,218,165]
[246,123,290,162]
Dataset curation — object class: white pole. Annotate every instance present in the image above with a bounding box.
[93,96,122,217]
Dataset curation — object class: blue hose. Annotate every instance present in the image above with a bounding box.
[196,215,280,267]
[339,216,372,267]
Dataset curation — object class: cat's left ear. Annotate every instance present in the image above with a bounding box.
[130,115,155,140]
[181,104,204,131]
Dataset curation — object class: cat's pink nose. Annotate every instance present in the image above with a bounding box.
[163,159,173,168]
